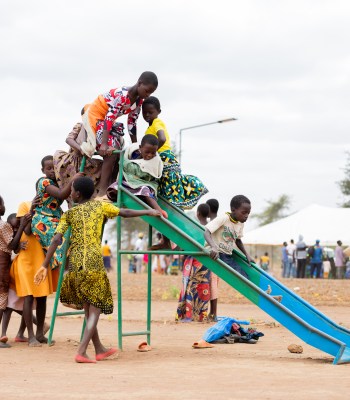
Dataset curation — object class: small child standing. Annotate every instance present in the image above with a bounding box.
[31,155,82,269]
[142,96,208,209]
[101,240,112,272]
[34,177,161,363]
[81,72,158,194]
[260,252,270,272]
[107,134,166,217]
[0,196,32,347]
[204,195,252,319]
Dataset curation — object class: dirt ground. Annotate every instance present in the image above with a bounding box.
[1,268,350,400]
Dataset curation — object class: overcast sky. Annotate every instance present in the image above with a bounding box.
[1,0,350,230]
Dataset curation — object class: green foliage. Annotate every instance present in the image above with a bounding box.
[252,194,291,226]
[338,152,350,208]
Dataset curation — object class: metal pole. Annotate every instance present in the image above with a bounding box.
[179,129,182,164]
[47,230,70,346]
[147,224,152,345]
[178,117,236,165]
[117,151,124,350]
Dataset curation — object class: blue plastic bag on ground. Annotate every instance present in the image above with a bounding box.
[202,317,250,343]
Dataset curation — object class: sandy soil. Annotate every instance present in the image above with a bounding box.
[1,270,350,400]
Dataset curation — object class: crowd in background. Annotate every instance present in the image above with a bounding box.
[279,237,350,279]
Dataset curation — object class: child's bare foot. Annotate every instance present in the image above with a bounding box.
[28,337,42,347]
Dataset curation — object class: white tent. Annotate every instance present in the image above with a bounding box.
[244,204,350,246]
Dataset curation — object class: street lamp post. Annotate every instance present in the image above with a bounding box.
[179,117,237,164]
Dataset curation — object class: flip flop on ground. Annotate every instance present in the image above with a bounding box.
[137,341,152,352]
[192,340,215,349]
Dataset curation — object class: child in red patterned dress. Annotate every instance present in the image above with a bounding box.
[81,71,158,194]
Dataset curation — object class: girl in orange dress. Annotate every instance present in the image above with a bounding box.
[0,196,31,347]
[11,201,59,346]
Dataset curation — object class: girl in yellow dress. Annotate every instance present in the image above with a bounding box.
[34,176,161,363]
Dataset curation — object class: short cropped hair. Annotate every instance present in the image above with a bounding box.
[141,134,159,147]
[41,155,53,168]
[139,71,158,87]
[73,177,95,200]
[142,96,161,112]
[7,213,17,223]
[230,195,251,209]
[206,198,219,214]
[197,203,210,219]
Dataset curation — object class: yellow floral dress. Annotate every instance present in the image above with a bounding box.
[56,200,119,314]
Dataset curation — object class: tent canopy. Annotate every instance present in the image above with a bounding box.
[244,204,350,246]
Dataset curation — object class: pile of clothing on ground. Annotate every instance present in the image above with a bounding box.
[203,317,264,344]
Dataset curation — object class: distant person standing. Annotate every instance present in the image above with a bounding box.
[286,239,296,278]
[334,240,346,279]
[206,198,220,321]
[134,232,145,273]
[310,240,323,279]
[260,252,270,272]
[296,235,307,278]
[281,242,289,277]
[101,240,112,272]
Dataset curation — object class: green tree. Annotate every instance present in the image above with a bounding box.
[338,152,350,208]
[252,194,291,226]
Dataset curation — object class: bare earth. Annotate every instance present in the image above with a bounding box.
[1,269,350,400]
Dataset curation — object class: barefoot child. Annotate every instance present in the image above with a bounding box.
[107,134,167,217]
[142,96,208,209]
[0,197,32,347]
[34,177,161,363]
[31,155,82,268]
[204,195,252,319]
[81,71,158,194]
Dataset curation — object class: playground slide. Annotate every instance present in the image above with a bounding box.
[119,187,350,364]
